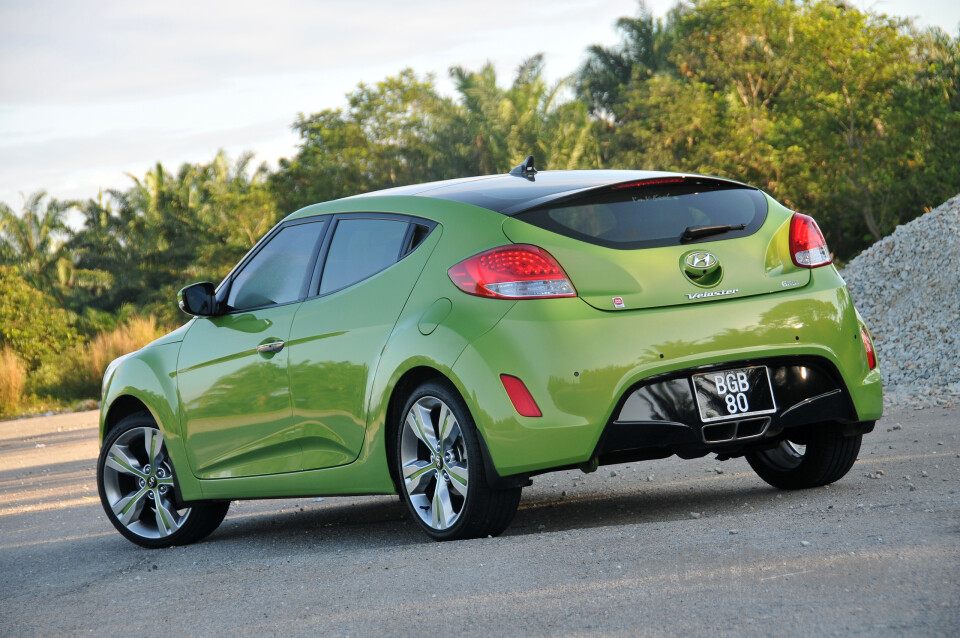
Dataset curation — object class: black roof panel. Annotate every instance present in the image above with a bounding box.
[350,170,734,215]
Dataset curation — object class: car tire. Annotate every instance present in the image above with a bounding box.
[97,411,229,548]
[745,424,862,490]
[394,380,521,541]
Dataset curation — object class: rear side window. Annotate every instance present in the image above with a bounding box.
[517,182,767,249]
[227,220,325,311]
[319,218,410,294]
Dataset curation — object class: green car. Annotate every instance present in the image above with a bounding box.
[97,159,882,547]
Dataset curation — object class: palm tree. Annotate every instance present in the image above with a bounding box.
[450,55,597,173]
[578,2,674,118]
[0,191,72,294]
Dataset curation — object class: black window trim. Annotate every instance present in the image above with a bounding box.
[215,216,330,316]
[307,212,437,300]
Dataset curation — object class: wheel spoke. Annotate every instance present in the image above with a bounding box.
[402,460,436,495]
[431,477,455,529]
[105,447,147,479]
[437,404,456,450]
[112,487,149,526]
[445,461,469,498]
[156,476,175,487]
[153,494,181,536]
[406,405,438,450]
[143,428,165,468]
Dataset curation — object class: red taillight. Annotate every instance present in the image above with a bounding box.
[861,326,877,370]
[500,374,542,417]
[789,213,832,268]
[448,244,576,299]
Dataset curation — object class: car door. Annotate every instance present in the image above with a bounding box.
[177,218,327,479]
[287,214,436,470]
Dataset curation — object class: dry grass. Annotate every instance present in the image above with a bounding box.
[0,347,26,416]
[85,316,164,387]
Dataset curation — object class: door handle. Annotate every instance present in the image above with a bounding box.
[257,341,285,354]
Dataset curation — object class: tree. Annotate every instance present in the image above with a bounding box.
[0,191,72,295]
[579,1,676,118]
[576,0,960,258]
[271,70,457,214]
[449,55,598,172]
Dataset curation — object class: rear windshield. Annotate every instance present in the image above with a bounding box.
[516,182,767,249]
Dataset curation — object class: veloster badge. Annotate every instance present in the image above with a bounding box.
[685,288,739,300]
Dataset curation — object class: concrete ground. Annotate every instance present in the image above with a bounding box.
[1,406,957,637]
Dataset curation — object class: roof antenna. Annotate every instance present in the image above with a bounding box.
[509,155,537,180]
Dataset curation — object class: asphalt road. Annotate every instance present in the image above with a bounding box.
[1,406,958,637]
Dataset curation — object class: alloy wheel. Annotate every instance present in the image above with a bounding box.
[101,426,190,539]
[399,396,469,530]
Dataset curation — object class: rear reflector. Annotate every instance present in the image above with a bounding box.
[789,213,832,268]
[500,374,542,417]
[448,244,576,299]
[861,326,878,370]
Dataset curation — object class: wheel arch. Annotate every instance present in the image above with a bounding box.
[383,364,522,492]
[384,365,449,493]
[102,395,152,437]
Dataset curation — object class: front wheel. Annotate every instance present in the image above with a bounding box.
[394,380,521,541]
[97,412,229,548]
[746,425,862,490]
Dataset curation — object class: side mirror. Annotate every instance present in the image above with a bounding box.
[177,282,218,316]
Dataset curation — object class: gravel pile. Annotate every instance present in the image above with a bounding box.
[841,194,960,409]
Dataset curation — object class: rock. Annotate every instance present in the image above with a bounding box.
[842,196,960,409]
[729,529,739,535]
[609,470,617,477]
[800,540,811,547]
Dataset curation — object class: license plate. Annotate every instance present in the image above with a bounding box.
[692,366,777,423]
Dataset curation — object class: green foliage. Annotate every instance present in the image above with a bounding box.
[579,0,960,258]
[64,151,278,325]
[271,61,600,214]
[0,266,81,370]
[271,70,459,213]
[0,191,73,297]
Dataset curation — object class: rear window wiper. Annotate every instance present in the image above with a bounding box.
[680,223,746,243]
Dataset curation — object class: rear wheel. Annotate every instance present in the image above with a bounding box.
[97,412,229,548]
[394,380,521,541]
[746,424,862,490]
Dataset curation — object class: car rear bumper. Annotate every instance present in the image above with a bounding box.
[450,266,883,478]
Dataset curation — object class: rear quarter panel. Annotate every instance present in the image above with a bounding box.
[453,265,882,476]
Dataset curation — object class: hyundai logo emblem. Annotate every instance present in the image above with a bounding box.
[684,252,717,269]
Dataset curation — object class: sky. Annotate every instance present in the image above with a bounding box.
[1,0,958,216]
